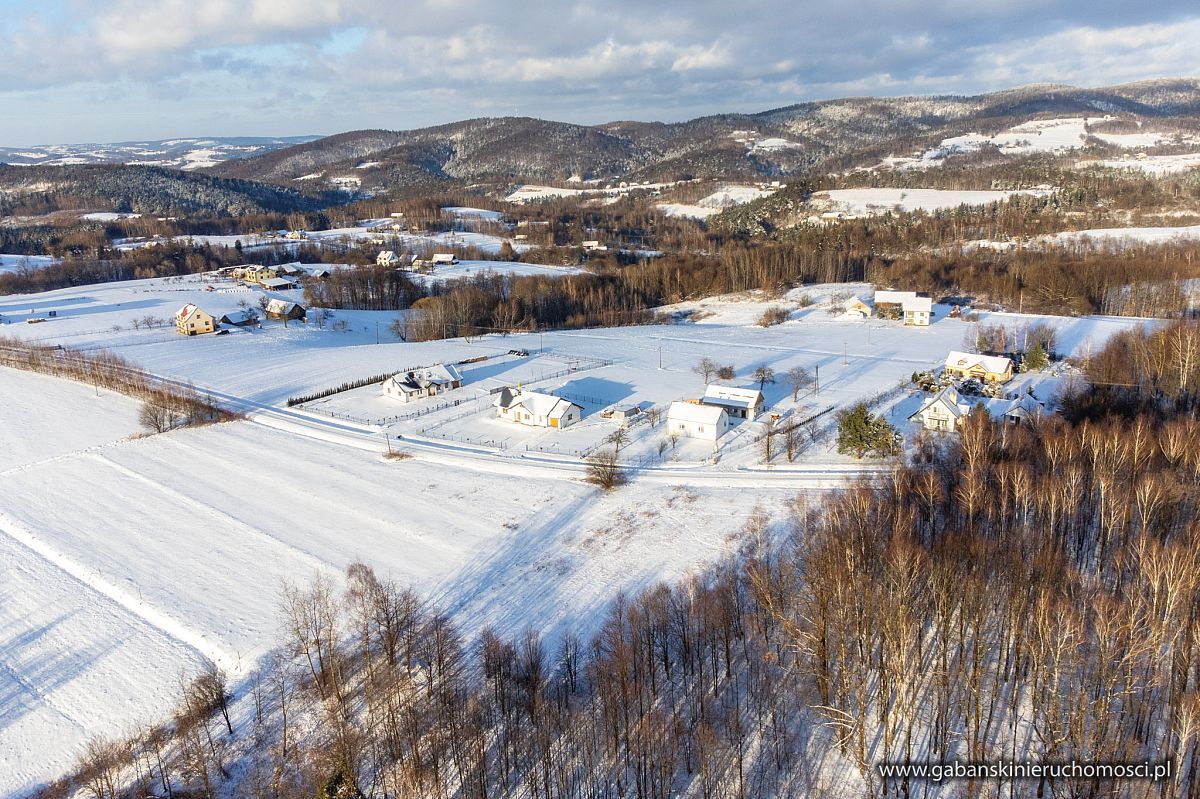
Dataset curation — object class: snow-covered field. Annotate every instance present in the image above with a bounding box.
[879,116,1199,171]
[1088,152,1200,175]
[812,187,1054,217]
[657,184,777,219]
[0,272,1158,795]
[115,221,531,258]
[965,223,1200,252]
[0,254,58,274]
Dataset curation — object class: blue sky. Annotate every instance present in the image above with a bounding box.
[1,0,1198,145]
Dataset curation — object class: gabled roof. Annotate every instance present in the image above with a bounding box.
[702,385,764,410]
[669,401,727,425]
[909,386,969,421]
[1005,394,1044,418]
[265,298,304,315]
[904,296,932,313]
[873,290,917,305]
[387,363,463,393]
[175,303,208,322]
[494,388,580,419]
[219,309,257,325]
[260,277,296,288]
[945,350,1013,375]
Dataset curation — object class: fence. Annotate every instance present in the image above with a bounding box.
[286,372,393,406]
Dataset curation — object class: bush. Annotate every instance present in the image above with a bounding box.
[756,306,790,327]
[585,449,626,490]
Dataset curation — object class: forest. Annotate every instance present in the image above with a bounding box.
[39,323,1200,799]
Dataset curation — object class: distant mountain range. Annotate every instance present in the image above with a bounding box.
[203,79,1200,191]
[3,79,1199,218]
[0,136,319,170]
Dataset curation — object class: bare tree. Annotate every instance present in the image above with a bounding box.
[783,366,814,401]
[693,357,718,383]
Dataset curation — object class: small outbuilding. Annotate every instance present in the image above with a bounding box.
[701,385,765,421]
[264,299,306,322]
[431,253,459,265]
[667,401,729,441]
[218,309,259,327]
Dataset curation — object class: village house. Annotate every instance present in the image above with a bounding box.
[909,386,972,432]
[943,350,1014,383]
[667,401,730,441]
[383,364,464,403]
[493,388,582,429]
[700,385,765,421]
[275,263,306,277]
[242,265,279,284]
[264,299,306,322]
[175,304,216,336]
[376,250,401,267]
[873,290,932,326]
[431,253,459,266]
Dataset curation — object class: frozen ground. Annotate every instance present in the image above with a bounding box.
[0,274,1158,794]
[0,369,799,795]
[965,223,1200,252]
[1088,152,1200,175]
[657,184,776,219]
[0,254,58,274]
[812,187,1054,217]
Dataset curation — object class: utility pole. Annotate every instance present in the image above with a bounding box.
[658,346,662,369]
[814,364,819,395]
[843,343,848,365]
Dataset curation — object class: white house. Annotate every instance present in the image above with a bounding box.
[909,386,972,432]
[384,364,464,403]
[493,388,582,429]
[668,401,729,441]
[873,290,932,326]
[431,253,459,265]
[701,385,765,421]
[376,250,401,267]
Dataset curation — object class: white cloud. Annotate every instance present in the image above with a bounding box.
[0,0,1199,144]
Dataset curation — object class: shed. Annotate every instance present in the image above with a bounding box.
[667,401,729,441]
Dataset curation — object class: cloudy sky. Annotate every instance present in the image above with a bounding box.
[1,0,1198,145]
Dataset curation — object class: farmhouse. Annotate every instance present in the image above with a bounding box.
[242,265,278,283]
[873,290,932,326]
[944,351,1014,383]
[701,385,765,420]
[493,388,582,429]
[376,250,401,267]
[431,253,459,265]
[383,364,465,403]
[909,386,972,432]
[275,263,306,277]
[264,299,306,322]
[667,401,729,441]
[174,304,215,336]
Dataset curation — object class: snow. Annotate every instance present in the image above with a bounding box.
[1088,152,1200,175]
[506,181,681,204]
[80,212,142,222]
[656,184,776,220]
[0,273,1159,794]
[965,224,1200,252]
[442,206,504,221]
[0,254,58,274]
[813,187,1054,217]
